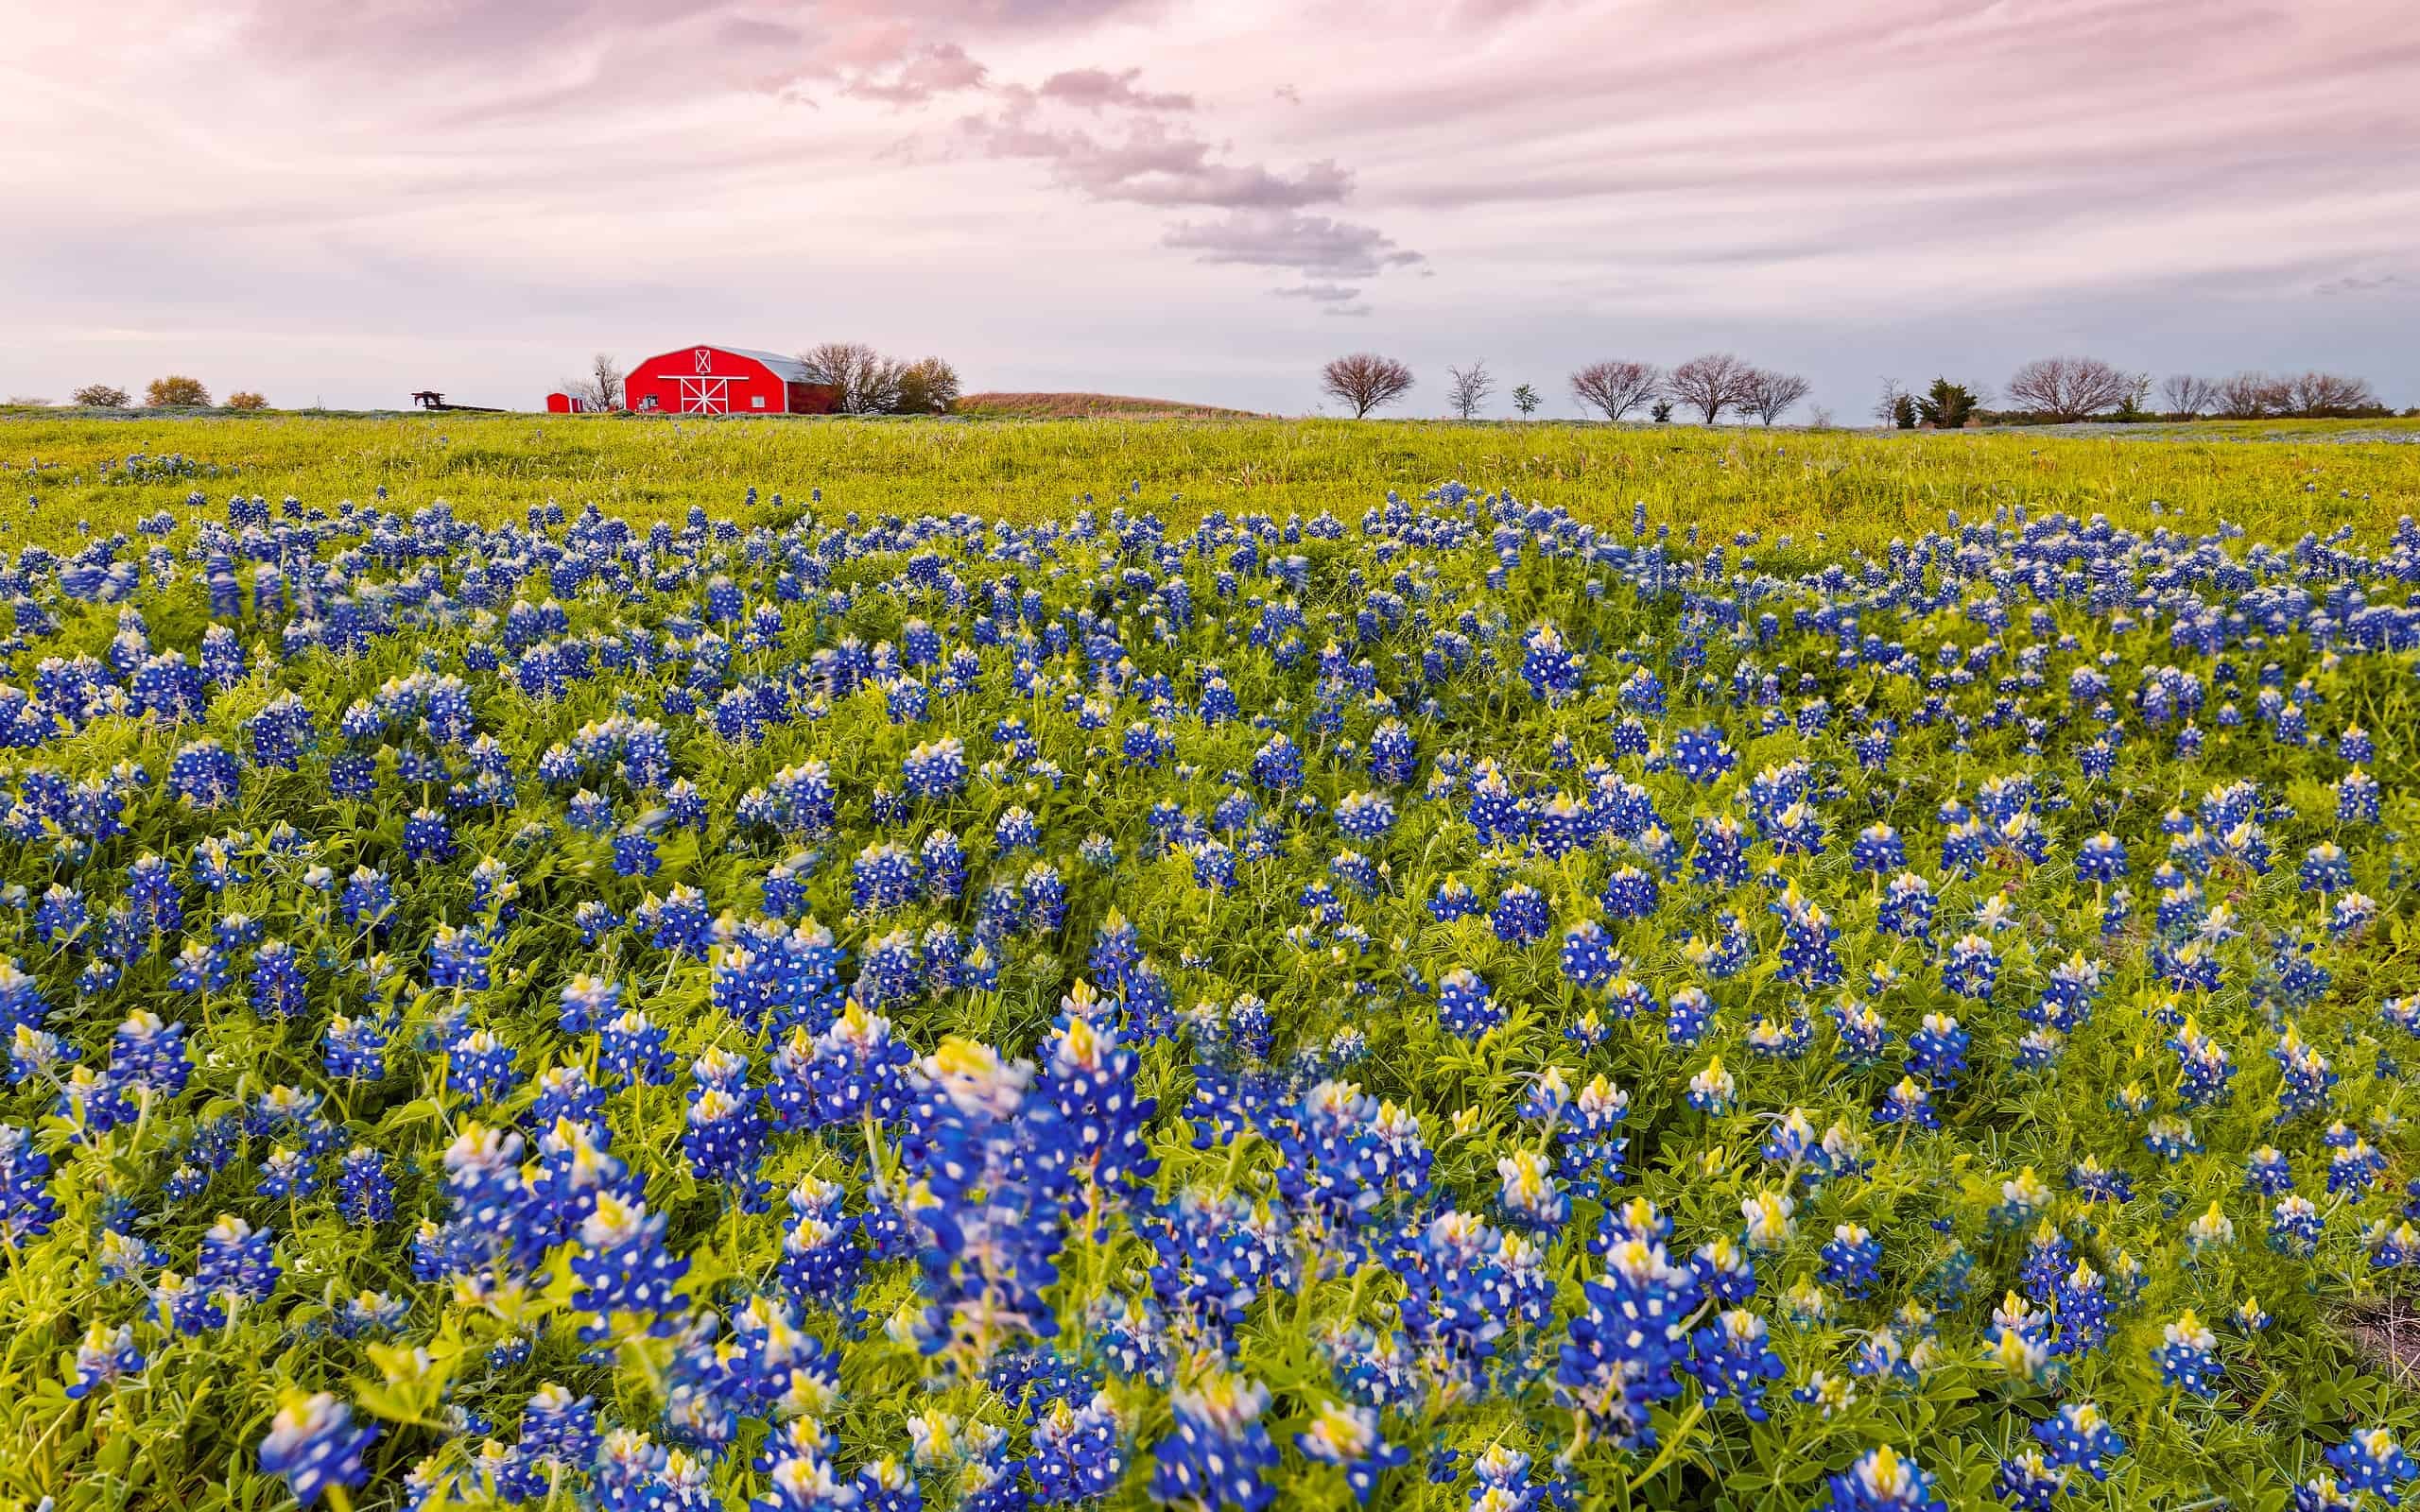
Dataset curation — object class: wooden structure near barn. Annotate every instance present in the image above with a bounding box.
[623,345,837,415]
[410,391,503,413]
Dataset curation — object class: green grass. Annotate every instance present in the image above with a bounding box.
[4,410,2415,555]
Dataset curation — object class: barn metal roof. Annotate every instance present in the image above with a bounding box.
[717,346,816,384]
[633,345,820,385]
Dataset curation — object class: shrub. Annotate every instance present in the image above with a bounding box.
[144,375,212,407]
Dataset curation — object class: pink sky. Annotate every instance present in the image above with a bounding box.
[3,0,2414,416]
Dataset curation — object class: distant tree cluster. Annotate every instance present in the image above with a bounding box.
[1390,352,2395,427]
[1565,353,1812,425]
[1874,377,1984,429]
[1867,359,2391,426]
[2171,369,2383,419]
[58,377,268,409]
[799,342,961,415]
[1325,352,1818,424]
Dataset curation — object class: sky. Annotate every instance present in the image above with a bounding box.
[3,0,2416,418]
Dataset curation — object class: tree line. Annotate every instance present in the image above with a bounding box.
[1322,351,2402,425]
[1872,357,2394,427]
[43,376,266,410]
[1322,352,1817,424]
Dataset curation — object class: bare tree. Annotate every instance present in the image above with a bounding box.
[1871,378,1909,428]
[1320,352,1415,419]
[801,341,905,415]
[1743,369,1811,425]
[1445,360,1495,420]
[569,353,623,410]
[2285,370,2378,416]
[2159,374,2218,417]
[2214,371,2289,418]
[1569,360,1663,422]
[1665,352,1758,424]
[2003,356,2145,421]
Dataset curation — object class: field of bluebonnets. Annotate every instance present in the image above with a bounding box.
[4,411,2420,1512]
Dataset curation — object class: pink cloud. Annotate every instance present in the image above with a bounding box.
[1038,66,1195,112]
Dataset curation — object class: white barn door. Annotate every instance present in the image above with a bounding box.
[671,348,732,413]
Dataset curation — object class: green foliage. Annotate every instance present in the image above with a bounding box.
[144,376,212,408]
[1916,379,1978,430]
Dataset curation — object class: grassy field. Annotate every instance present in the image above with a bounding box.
[4,409,2415,554]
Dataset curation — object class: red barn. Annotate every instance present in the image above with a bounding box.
[623,344,837,415]
[545,392,601,413]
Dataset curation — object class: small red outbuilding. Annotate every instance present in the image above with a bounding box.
[545,392,601,413]
[623,345,837,415]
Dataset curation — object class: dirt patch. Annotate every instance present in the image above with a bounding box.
[2342,1298,2420,1389]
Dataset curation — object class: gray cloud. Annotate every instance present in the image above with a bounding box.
[950,72,1420,285]
[959,114,1355,210]
[1037,66,1194,112]
[2316,271,2403,297]
[1273,283,1363,302]
[1274,280,1374,318]
[1166,211,1424,280]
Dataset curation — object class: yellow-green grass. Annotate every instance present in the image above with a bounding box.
[953,391,1267,420]
[4,409,2415,556]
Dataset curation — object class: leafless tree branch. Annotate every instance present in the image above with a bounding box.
[1568,360,1663,422]
[1320,352,1415,419]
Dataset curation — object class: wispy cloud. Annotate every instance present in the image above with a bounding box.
[1166,210,1422,279]
[2316,271,2403,297]
[844,43,989,106]
[951,77,1420,286]
[1037,66,1195,112]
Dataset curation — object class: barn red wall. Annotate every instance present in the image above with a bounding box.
[624,347,787,415]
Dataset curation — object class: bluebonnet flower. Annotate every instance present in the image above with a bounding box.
[1294,1400,1408,1503]
[1687,1308,1787,1419]
[2031,1400,2125,1482]
[1150,1374,1278,1511]
[2153,1309,2221,1395]
[2325,1429,2418,1504]
[1816,1446,1946,1512]
[1436,968,1501,1039]
[256,1393,378,1506]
